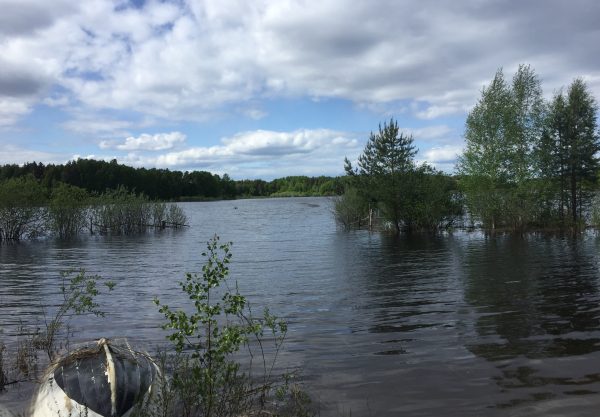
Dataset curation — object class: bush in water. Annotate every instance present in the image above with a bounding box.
[0,176,47,241]
[152,235,313,417]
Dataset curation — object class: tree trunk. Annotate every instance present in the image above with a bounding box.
[571,169,577,224]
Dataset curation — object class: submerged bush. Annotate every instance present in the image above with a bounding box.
[0,180,187,241]
[151,235,310,417]
[47,183,89,238]
[90,186,151,234]
[152,202,168,227]
[166,203,187,227]
[0,176,47,241]
[90,186,187,235]
[333,188,369,229]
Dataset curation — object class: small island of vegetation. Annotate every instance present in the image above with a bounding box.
[336,64,599,234]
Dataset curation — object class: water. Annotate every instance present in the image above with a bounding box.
[2,197,600,416]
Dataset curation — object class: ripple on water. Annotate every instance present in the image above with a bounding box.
[2,201,600,416]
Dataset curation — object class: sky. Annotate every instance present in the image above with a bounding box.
[1,0,599,180]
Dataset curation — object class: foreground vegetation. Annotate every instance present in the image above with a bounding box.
[147,236,311,416]
[0,269,115,391]
[0,236,315,416]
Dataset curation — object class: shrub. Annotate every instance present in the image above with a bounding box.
[166,204,187,227]
[0,176,47,241]
[333,188,369,229]
[0,269,115,392]
[90,187,187,234]
[153,235,298,417]
[47,183,89,238]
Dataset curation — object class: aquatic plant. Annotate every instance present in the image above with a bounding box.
[166,203,187,227]
[90,186,187,235]
[46,183,89,238]
[0,176,47,241]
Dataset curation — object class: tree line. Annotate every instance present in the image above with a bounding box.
[0,159,342,200]
[0,159,235,200]
[336,65,599,234]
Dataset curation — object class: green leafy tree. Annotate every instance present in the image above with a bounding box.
[505,65,546,228]
[458,65,546,230]
[457,69,511,229]
[402,166,463,231]
[154,235,288,417]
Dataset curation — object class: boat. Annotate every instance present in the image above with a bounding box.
[0,404,16,417]
[30,338,160,417]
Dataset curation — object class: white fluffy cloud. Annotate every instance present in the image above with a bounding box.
[418,144,464,172]
[1,0,599,127]
[100,131,186,151]
[0,144,67,165]
[0,98,33,127]
[404,125,454,142]
[416,105,463,120]
[118,128,360,178]
[2,0,600,176]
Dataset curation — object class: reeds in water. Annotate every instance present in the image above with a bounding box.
[90,187,187,235]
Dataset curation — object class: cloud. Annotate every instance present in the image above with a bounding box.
[239,107,268,120]
[62,116,137,137]
[0,98,35,127]
[99,131,186,151]
[118,128,361,178]
[416,105,463,120]
[0,0,598,128]
[418,144,464,172]
[403,125,454,141]
[0,144,67,165]
[1,0,600,181]
[0,0,75,36]
[0,69,48,97]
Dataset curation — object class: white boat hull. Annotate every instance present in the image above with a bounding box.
[30,339,160,417]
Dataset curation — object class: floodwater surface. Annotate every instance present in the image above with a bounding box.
[2,197,600,416]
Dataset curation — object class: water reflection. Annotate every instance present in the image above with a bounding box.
[460,233,600,409]
[361,234,455,335]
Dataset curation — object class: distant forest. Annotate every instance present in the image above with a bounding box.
[0,158,343,200]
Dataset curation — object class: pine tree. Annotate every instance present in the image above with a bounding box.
[345,118,417,233]
[563,79,599,224]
